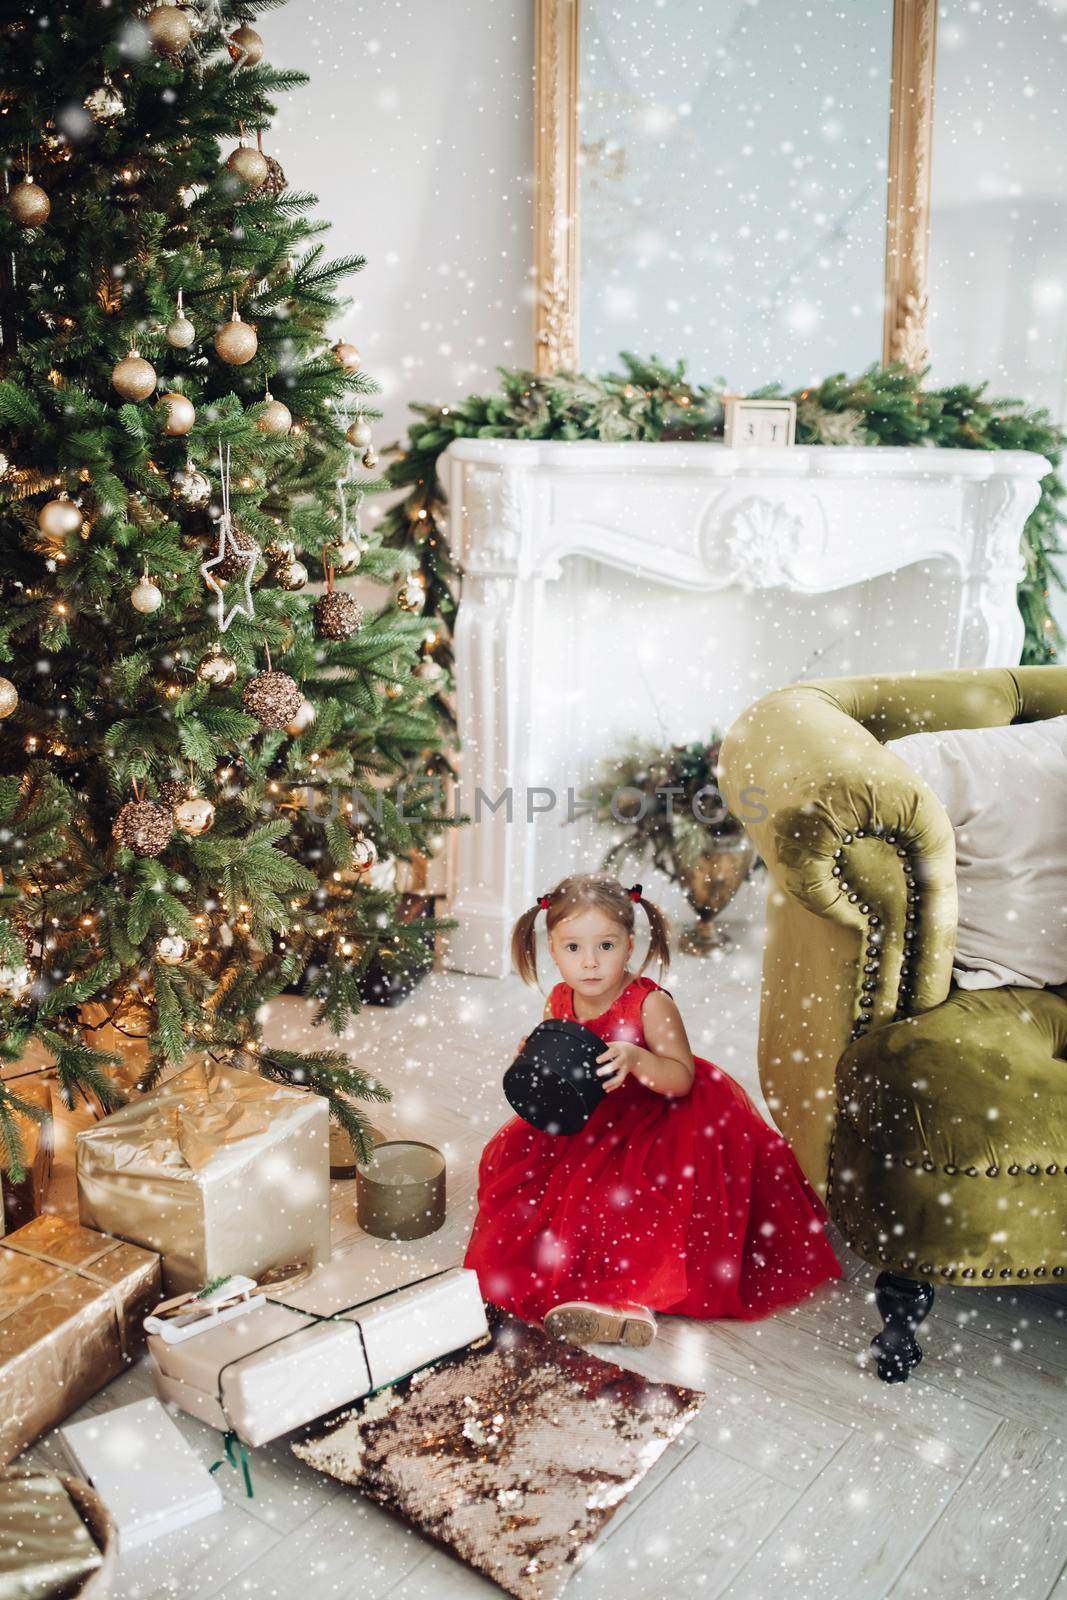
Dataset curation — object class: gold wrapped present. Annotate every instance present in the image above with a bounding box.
[2,1083,54,1238]
[0,1469,115,1600]
[75,1057,331,1295]
[0,1216,161,1468]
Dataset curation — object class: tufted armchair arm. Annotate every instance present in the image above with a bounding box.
[716,666,1064,1192]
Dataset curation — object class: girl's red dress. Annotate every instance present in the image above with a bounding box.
[463,974,841,1322]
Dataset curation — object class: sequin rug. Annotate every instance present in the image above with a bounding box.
[293,1304,704,1600]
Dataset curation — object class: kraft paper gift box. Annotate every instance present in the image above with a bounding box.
[1,1082,54,1237]
[147,1260,489,1449]
[0,1469,110,1600]
[0,1215,161,1468]
[75,1056,331,1295]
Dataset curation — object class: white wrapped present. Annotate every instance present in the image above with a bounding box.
[147,1257,488,1448]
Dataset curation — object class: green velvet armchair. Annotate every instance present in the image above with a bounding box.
[718,665,1067,1381]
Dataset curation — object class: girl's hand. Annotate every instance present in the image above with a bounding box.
[595,1041,641,1092]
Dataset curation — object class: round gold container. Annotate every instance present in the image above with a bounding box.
[355,1139,446,1240]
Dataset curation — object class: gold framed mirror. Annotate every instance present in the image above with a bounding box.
[534,0,937,378]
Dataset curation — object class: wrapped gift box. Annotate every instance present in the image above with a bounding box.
[1,1082,54,1237]
[148,1259,488,1448]
[0,1468,112,1600]
[75,1056,331,1295]
[0,1216,161,1468]
[60,1397,222,1551]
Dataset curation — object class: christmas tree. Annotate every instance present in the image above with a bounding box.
[0,1,456,1172]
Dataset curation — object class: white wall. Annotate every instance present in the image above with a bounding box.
[267,0,535,451]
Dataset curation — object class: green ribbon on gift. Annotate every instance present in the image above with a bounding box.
[209,1431,254,1499]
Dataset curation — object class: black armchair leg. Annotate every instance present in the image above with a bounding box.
[870,1272,934,1383]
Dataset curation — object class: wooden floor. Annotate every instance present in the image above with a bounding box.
[19,877,1067,1600]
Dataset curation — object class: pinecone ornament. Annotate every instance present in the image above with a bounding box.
[242,670,303,730]
[259,154,287,199]
[113,799,174,858]
[314,590,364,641]
[212,524,260,581]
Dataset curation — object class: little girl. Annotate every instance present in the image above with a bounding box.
[463,874,840,1347]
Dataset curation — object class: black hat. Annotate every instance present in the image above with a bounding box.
[503,1018,607,1135]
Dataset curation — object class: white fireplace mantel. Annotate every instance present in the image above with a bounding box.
[442,439,1048,976]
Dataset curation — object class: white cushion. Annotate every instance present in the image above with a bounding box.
[885,715,1067,990]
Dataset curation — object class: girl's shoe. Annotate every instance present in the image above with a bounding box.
[543,1300,657,1348]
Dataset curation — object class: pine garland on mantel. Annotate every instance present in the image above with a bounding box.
[380,354,1066,667]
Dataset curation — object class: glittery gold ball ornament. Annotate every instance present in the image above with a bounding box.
[259,155,287,199]
[174,794,215,836]
[0,678,18,719]
[264,536,295,564]
[212,524,260,580]
[227,23,264,64]
[242,670,303,730]
[285,698,316,735]
[416,656,445,685]
[0,963,32,1001]
[352,833,378,870]
[275,558,308,591]
[131,577,163,614]
[160,391,195,436]
[166,312,195,350]
[196,642,237,687]
[112,349,157,402]
[37,496,83,540]
[331,538,363,574]
[331,341,361,372]
[214,312,257,366]
[146,4,193,55]
[257,396,292,435]
[156,934,187,965]
[314,590,364,641]
[113,800,174,857]
[174,467,211,506]
[7,177,50,227]
[158,778,189,809]
[346,416,372,448]
[225,144,269,189]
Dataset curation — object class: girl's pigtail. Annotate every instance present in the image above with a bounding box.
[636,895,672,977]
[510,903,543,985]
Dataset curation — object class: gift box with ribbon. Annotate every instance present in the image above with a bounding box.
[146,1258,489,1452]
[75,1056,331,1295]
[0,1215,161,1467]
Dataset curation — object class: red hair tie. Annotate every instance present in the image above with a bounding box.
[537,894,551,910]
[628,883,643,902]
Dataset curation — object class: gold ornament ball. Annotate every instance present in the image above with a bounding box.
[131,577,163,614]
[396,575,425,612]
[265,536,295,563]
[156,934,188,965]
[257,397,292,435]
[84,84,125,121]
[346,416,372,448]
[225,145,270,189]
[211,524,260,580]
[227,23,264,64]
[37,497,84,540]
[7,178,50,227]
[242,670,304,730]
[160,391,196,436]
[0,678,18,719]
[166,313,196,350]
[285,698,317,735]
[174,794,216,836]
[352,834,378,870]
[332,341,361,372]
[275,558,309,591]
[196,644,238,687]
[0,963,32,1001]
[214,316,258,365]
[112,350,157,402]
[113,799,174,858]
[158,777,189,809]
[332,538,363,573]
[146,5,193,54]
[361,447,378,470]
[314,590,364,641]
[174,467,211,506]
